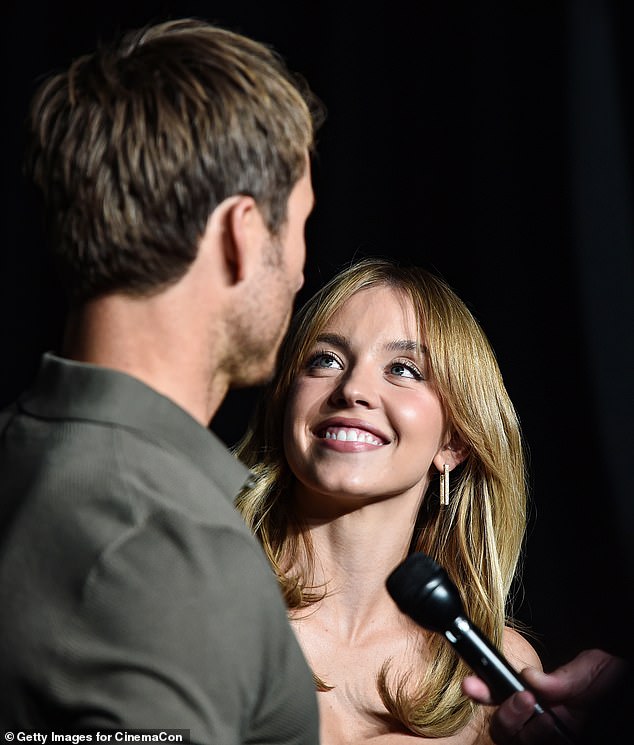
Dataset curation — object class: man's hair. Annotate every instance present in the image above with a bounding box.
[27,18,323,303]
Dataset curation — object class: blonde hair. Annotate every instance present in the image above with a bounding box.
[235,257,527,737]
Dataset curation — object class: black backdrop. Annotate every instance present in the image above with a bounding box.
[2,0,633,673]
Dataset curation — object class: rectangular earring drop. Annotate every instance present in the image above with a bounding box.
[440,464,450,507]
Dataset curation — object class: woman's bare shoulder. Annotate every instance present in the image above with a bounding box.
[502,625,543,672]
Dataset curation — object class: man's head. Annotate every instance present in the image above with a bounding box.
[27,18,323,304]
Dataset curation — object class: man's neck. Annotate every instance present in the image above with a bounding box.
[62,295,228,426]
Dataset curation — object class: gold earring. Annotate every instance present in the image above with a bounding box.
[440,464,450,507]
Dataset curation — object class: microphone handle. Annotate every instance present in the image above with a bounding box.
[447,615,538,705]
[448,615,579,745]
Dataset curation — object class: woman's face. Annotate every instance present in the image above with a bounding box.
[284,285,453,515]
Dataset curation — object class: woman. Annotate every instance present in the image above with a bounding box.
[235,258,541,743]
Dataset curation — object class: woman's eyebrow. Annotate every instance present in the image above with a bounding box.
[314,335,426,355]
[314,333,350,349]
[384,339,425,354]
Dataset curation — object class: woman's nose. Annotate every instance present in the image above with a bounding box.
[329,366,379,409]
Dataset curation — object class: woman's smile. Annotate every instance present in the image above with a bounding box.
[315,417,390,450]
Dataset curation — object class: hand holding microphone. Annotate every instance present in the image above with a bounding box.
[464,649,629,745]
[386,552,580,744]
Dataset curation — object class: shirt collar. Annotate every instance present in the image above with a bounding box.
[19,353,252,501]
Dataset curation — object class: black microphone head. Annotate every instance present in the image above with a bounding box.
[386,552,464,633]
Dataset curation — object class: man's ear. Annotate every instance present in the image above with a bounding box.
[432,432,469,473]
[203,194,269,286]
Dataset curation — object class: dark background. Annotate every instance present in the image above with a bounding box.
[2,0,633,673]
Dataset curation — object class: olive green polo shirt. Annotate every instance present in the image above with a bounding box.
[0,353,319,745]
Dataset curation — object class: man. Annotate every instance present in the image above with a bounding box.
[0,18,323,744]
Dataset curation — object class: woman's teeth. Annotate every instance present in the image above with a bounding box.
[323,427,383,446]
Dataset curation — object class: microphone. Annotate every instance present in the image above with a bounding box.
[386,552,578,744]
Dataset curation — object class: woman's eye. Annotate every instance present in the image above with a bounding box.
[389,361,423,380]
[307,352,343,370]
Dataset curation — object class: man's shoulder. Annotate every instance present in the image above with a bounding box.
[0,370,261,604]
[3,353,251,514]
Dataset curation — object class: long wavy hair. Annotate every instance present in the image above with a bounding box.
[235,257,527,737]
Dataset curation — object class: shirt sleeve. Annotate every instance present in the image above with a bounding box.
[50,511,318,745]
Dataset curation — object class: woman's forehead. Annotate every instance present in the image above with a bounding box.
[321,285,420,335]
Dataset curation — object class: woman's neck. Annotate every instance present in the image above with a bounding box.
[292,494,422,642]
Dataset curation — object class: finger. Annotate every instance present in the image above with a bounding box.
[513,709,574,745]
[462,675,494,704]
[489,691,537,745]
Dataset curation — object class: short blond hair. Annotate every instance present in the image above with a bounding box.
[27,18,324,302]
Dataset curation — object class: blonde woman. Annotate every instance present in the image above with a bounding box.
[235,257,541,743]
